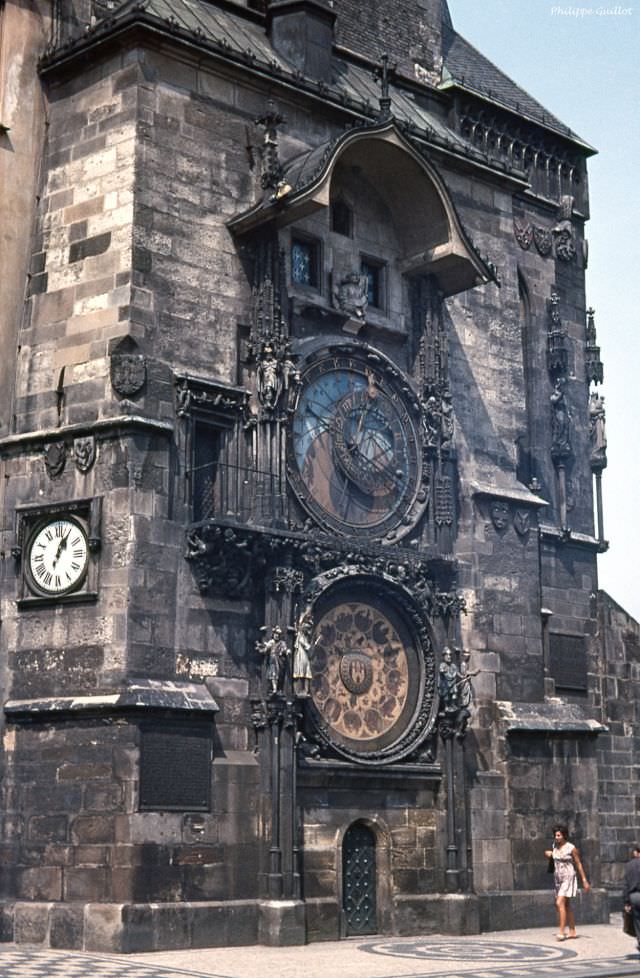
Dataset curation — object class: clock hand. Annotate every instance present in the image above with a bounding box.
[52,529,71,569]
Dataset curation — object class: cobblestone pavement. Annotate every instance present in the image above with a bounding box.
[0,922,638,978]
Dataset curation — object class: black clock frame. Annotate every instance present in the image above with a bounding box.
[14,497,102,607]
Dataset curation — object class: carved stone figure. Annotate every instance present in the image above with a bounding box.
[257,345,282,409]
[422,394,440,448]
[292,611,314,698]
[257,625,289,696]
[74,435,96,473]
[440,391,454,449]
[490,500,510,531]
[589,391,607,469]
[332,271,368,321]
[550,377,571,460]
[553,198,576,263]
[438,647,479,739]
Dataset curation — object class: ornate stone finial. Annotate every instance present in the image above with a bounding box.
[585,307,604,386]
[373,54,397,119]
[255,100,286,191]
[547,292,569,379]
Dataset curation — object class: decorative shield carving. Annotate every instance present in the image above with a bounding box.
[513,508,531,536]
[513,219,533,250]
[74,435,96,473]
[339,651,374,695]
[110,352,146,398]
[533,226,552,256]
[44,442,66,478]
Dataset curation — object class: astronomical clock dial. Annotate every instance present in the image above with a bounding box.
[303,581,436,765]
[26,516,89,597]
[288,351,424,539]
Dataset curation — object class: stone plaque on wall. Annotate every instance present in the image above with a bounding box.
[549,634,588,691]
[139,722,212,811]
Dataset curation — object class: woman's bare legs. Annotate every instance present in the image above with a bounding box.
[556,896,568,937]
[566,901,577,937]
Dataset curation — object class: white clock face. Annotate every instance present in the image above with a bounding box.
[28,517,89,595]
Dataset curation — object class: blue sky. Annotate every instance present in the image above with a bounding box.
[450,0,640,621]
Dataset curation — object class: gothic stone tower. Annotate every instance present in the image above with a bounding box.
[0,0,621,952]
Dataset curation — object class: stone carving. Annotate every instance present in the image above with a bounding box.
[271,566,304,594]
[332,271,368,322]
[44,442,66,478]
[490,500,510,531]
[513,507,531,537]
[550,377,571,461]
[255,100,285,192]
[514,218,533,250]
[585,307,604,386]
[110,347,146,398]
[438,647,479,740]
[73,435,96,473]
[533,225,552,256]
[256,625,289,696]
[373,53,397,119]
[292,610,313,698]
[434,475,454,526]
[547,292,569,378]
[589,391,607,470]
[553,197,576,263]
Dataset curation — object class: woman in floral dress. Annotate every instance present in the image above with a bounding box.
[545,825,590,940]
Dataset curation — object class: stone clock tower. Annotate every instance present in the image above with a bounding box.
[1,0,636,954]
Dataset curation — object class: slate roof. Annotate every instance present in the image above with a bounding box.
[47,0,591,152]
[442,29,592,149]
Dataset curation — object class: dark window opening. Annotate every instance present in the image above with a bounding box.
[193,420,222,522]
[291,237,320,288]
[331,199,352,237]
[549,634,588,692]
[361,258,384,309]
[139,721,212,812]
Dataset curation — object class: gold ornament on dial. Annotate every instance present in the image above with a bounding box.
[27,517,89,595]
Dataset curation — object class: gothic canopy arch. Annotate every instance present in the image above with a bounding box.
[228,118,494,296]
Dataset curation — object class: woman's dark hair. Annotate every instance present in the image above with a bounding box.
[553,824,569,838]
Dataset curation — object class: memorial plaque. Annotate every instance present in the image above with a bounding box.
[549,633,588,691]
[139,721,212,811]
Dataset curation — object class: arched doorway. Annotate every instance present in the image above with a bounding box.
[342,822,377,935]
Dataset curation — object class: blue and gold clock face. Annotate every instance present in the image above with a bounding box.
[288,351,423,539]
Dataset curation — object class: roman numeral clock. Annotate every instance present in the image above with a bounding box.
[14,498,101,605]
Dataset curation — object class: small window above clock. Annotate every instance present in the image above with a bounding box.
[361,257,385,310]
[331,199,352,237]
[291,235,320,290]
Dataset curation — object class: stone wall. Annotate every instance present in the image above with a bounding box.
[597,591,640,894]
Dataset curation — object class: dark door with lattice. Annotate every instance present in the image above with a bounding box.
[342,822,377,935]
